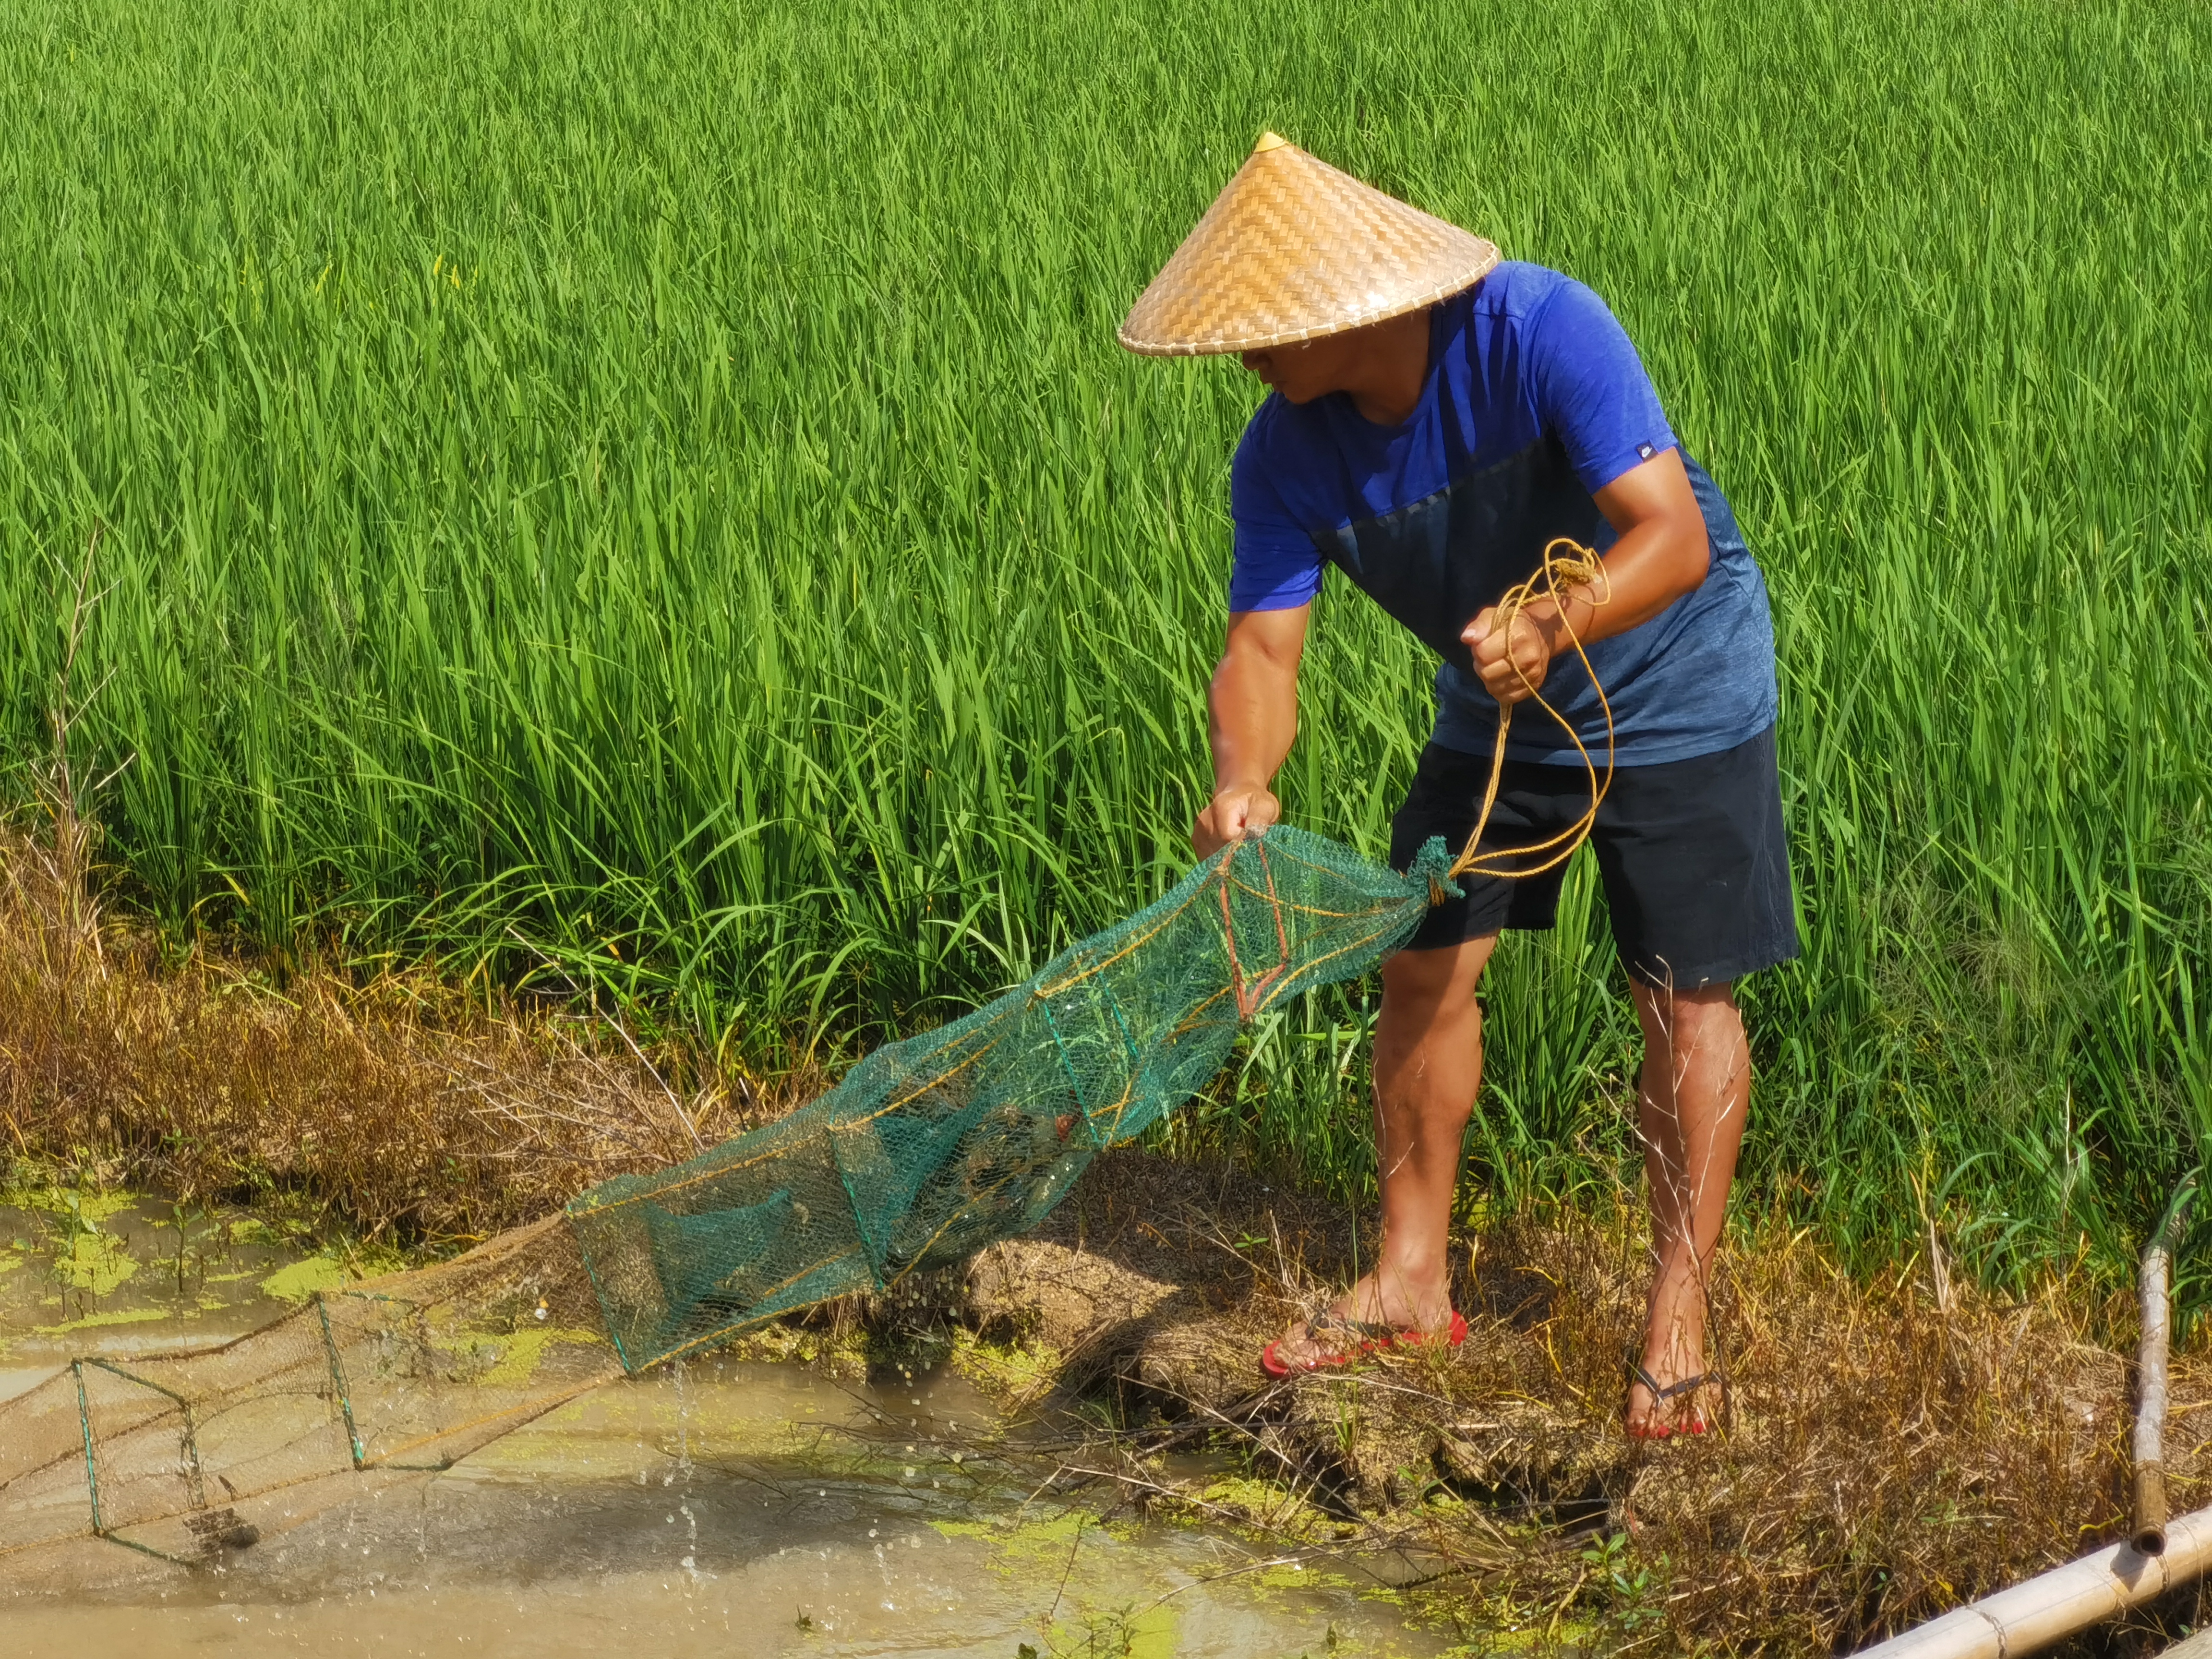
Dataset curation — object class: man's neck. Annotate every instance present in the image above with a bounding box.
[1344,309,1432,426]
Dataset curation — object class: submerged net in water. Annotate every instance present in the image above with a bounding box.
[0,827,1455,1567]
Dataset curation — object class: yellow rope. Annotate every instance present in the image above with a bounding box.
[1445,536,1616,884]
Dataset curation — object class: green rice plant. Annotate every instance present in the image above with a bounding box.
[0,0,2203,1289]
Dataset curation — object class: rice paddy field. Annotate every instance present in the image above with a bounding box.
[0,0,2205,1294]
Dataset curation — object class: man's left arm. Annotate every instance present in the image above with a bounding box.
[1463,449,1711,705]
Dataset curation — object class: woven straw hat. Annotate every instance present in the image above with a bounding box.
[1118,132,1499,357]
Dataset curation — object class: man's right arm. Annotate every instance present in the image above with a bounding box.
[1193,603,1310,856]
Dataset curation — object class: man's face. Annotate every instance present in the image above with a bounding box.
[1238,333,1360,404]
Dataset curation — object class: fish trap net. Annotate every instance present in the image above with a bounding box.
[0,828,1451,1567]
[0,1214,619,1567]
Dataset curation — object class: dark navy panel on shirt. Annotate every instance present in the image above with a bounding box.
[1228,262,1778,767]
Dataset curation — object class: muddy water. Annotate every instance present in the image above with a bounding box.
[0,1193,1453,1657]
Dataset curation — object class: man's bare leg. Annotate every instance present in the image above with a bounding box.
[1624,979,1749,1434]
[1271,935,1496,1367]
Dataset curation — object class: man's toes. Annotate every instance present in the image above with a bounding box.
[1623,1381,1658,1436]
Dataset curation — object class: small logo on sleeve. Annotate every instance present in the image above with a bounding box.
[1636,442,1657,461]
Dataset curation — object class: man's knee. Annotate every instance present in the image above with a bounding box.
[1635,977,1736,1016]
[1634,978,1745,1051]
[1381,937,1493,1012]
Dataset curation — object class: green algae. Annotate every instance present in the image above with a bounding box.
[932,1511,1134,1564]
[1174,1473,1346,1544]
[472,1326,606,1387]
[259,1256,351,1301]
[36,1306,172,1334]
[931,1514,1181,1658]
[1248,1559,1359,1595]
[2,1187,140,1223]
[945,1327,1063,1399]
[55,1230,137,1296]
[720,1319,870,1380]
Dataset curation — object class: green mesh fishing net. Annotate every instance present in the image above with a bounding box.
[0,828,1453,1567]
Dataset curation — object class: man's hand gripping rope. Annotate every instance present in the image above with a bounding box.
[1443,536,1615,893]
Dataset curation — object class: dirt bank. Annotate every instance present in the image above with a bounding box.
[939,1148,2208,1654]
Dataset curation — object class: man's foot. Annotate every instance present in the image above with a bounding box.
[1628,1247,1724,1437]
[1262,1309,1468,1377]
[1262,1271,1458,1376]
[1623,1358,1721,1439]
[1628,1354,1725,1442]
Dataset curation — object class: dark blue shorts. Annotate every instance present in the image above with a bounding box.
[1387,724,1799,989]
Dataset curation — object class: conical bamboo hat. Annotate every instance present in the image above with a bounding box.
[1118,133,1499,357]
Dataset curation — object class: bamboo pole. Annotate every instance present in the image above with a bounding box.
[1852,1506,2212,1659]
[1856,1176,2202,1659]
[2137,1178,2197,1556]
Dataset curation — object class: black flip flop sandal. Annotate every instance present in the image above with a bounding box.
[1624,1358,1717,1440]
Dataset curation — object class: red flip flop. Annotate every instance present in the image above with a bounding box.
[1261,1310,1469,1378]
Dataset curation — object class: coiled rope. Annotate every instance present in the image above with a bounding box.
[1444,536,1616,886]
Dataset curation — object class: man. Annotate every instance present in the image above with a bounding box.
[1118,134,1795,1437]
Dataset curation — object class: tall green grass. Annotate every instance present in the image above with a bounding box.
[0,0,2205,1288]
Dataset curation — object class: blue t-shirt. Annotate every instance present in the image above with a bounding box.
[1230,262,1778,766]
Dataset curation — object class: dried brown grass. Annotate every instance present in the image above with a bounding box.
[965,1150,2212,1655]
[0,808,806,1240]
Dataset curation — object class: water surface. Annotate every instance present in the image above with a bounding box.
[0,1193,1453,1657]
